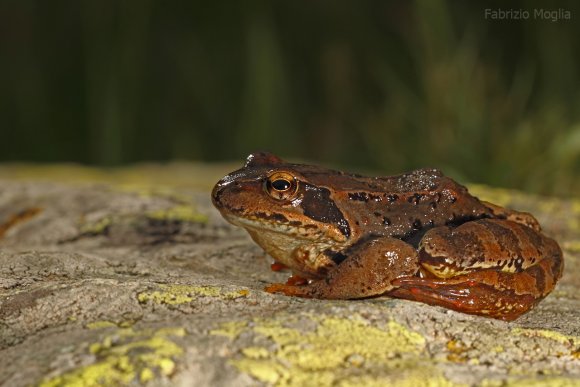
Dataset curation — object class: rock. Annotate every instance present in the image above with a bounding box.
[1,164,579,386]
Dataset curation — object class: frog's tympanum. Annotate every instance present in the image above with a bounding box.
[212,152,564,321]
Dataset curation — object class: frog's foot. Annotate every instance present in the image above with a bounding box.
[263,274,310,297]
[264,282,313,298]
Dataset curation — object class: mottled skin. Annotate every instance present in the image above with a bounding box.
[212,152,564,321]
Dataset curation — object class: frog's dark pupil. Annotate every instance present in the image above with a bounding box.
[272,179,291,191]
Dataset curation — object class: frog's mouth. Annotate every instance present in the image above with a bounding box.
[222,212,327,241]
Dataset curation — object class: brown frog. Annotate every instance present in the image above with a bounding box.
[212,152,564,321]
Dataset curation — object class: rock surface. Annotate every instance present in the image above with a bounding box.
[0,163,579,386]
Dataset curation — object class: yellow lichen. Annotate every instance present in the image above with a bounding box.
[511,328,580,360]
[79,204,208,236]
[146,205,207,224]
[237,289,250,297]
[137,284,248,305]
[446,339,468,363]
[242,346,271,359]
[511,328,578,345]
[86,321,117,330]
[139,368,154,383]
[337,371,461,387]
[118,320,137,328]
[212,314,461,387]
[482,377,580,387]
[223,289,251,299]
[80,217,112,235]
[210,321,248,340]
[562,240,580,253]
[40,327,185,387]
[552,290,569,297]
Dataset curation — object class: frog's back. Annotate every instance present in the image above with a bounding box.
[297,166,449,193]
[298,166,494,243]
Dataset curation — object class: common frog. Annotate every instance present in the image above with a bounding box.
[212,152,563,321]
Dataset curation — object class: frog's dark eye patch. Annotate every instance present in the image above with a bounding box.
[265,172,299,200]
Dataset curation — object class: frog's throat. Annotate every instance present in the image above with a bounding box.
[245,227,338,278]
[224,214,345,276]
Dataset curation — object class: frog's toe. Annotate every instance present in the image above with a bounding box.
[264,283,313,298]
[286,275,309,286]
[270,261,289,272]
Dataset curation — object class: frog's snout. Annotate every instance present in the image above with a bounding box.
[211,176,246,210]
[211,183,220,207]
[211,180,228,208]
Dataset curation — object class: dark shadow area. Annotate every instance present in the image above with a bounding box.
[0,0,579,195]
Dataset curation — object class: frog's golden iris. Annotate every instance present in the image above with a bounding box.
[265,171,298,201]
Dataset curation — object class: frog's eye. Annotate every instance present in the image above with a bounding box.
[265,172,298,200]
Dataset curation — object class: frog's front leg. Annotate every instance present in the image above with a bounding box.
[388,219,563,321]
[265,238,419,299]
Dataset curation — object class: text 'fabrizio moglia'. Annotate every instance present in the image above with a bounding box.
[485,8,571,22]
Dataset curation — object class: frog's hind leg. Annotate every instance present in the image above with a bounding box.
[389,266,545,321]
[265,237,419,299]
[389,219,563,321]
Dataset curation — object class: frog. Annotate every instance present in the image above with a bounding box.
[211,152,564,321]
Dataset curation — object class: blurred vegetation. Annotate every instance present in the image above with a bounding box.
[0,0,579,196]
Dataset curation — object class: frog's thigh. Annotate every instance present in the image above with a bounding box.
[265,238,419,299]
[390,220,563,320]
[418,218,560,278]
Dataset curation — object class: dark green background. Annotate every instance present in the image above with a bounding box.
[1,1,579,195]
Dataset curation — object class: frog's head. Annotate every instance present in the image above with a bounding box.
[212,152,351,276]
